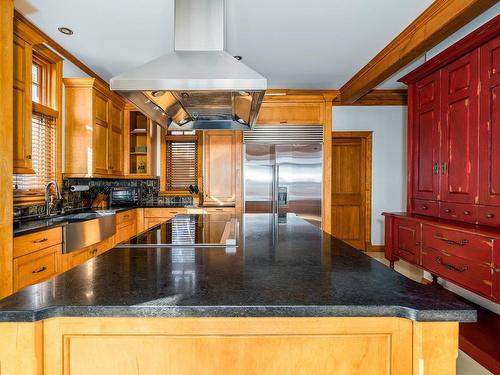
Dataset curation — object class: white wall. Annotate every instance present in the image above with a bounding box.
[332,106,407,246]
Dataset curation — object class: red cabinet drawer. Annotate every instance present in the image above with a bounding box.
[478,206,500,228]
[412,199,439,217]
[439,202,478,224]
[394,218,421,265]
[422,224,493,265]
[422,247,492,297]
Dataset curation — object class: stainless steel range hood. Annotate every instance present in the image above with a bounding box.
[110,0,267,130]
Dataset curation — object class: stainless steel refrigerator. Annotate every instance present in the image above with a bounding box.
[244,143,323,227]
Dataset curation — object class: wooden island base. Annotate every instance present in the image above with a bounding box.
[0,317,457,375]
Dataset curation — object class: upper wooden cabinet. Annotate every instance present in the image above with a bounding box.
[202,131,242,207]
[64,78,125,177]
[12,34,34,174]
[256,102,324,125]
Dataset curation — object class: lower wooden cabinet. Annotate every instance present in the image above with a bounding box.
[384,213,499,303]
[143,208,188,230]
[62,236,115,271]
[115,209,138,244]
[13,227,63,291]
[13,245,62,291]
[0,317,460,375]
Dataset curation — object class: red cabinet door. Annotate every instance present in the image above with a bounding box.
[393,218,422,265]
[440,49,480,204]
[479,35,500,207]
[412,72,441,201]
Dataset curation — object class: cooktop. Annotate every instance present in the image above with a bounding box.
[118,214,239,248]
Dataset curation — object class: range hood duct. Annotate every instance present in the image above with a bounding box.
[110,0,267,130]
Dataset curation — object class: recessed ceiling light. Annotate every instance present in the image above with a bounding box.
[58,27,73,35]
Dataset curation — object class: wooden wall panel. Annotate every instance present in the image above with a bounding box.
[0,0,14,298]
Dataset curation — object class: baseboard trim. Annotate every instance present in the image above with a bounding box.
[366,244,385,252]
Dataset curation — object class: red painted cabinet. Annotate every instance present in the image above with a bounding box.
[440,50,479,205]
[385,17,500,304]
[393,218,421,265]
[479,34,500,209]
[402,18,499,228]
[412,72,441,201]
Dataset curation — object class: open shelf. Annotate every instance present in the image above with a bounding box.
[127,110,152,176]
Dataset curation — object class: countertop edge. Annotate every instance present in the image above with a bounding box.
[0,305,477,323]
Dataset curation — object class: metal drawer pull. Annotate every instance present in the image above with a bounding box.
[436,257,468,273]
[463,210,471,216]
[32,266,47,274]
[444,208,451,213]
[486,213,495,219]
[433,163,439,175]
[441,162,447,175]
[434,234,468,246]
[421,205,428,210]
[493,267,500,273]
[33,238,48,243]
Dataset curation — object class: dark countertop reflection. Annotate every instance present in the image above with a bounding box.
[0,214,476,322]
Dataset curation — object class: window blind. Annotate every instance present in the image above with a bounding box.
[13,112,57,193]
[165,140,198,191]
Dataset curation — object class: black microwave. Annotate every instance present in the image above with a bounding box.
[109,187,140,207]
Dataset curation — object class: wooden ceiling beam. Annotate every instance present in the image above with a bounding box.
[333,89,407,106]
[339,0,498,104]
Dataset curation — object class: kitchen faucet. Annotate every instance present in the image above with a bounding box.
[44,180,62,216]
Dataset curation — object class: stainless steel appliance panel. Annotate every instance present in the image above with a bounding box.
[275,144,322,226]
[244,143,323,227]
[244,144,274,214]
[64,214,116,253]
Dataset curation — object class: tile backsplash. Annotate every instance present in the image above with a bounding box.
[14,178,192,220]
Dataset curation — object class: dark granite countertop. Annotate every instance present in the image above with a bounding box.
[1,214,476,322]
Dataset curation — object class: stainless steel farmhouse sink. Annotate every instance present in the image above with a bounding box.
[62,211,116,253]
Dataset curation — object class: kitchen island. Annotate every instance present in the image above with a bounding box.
[0,214,475,374]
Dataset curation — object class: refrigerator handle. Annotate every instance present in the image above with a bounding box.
[274,164,280,216]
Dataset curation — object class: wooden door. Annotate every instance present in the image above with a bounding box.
[93,91,109,174]
[440,49,480,204]
[331,132,372,250]
[203,131,242,206]
[109,102,124,175]
[12,35,33,174]
[479,35,500,206]
[412,72,441,201]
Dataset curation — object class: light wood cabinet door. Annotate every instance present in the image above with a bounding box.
[93,120,109,174]
[203,131,242,206]
[13,245,62,291]
[93,91,110,175]
[109,103,124,175]
[12,35,33,174]
[256,102,324,125]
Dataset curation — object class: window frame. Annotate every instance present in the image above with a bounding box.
[13,45,63,205]
[160,129,203,196]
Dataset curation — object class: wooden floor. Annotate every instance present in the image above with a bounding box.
[365,252,493,375]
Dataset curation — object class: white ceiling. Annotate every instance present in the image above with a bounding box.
[15,0,434,89]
